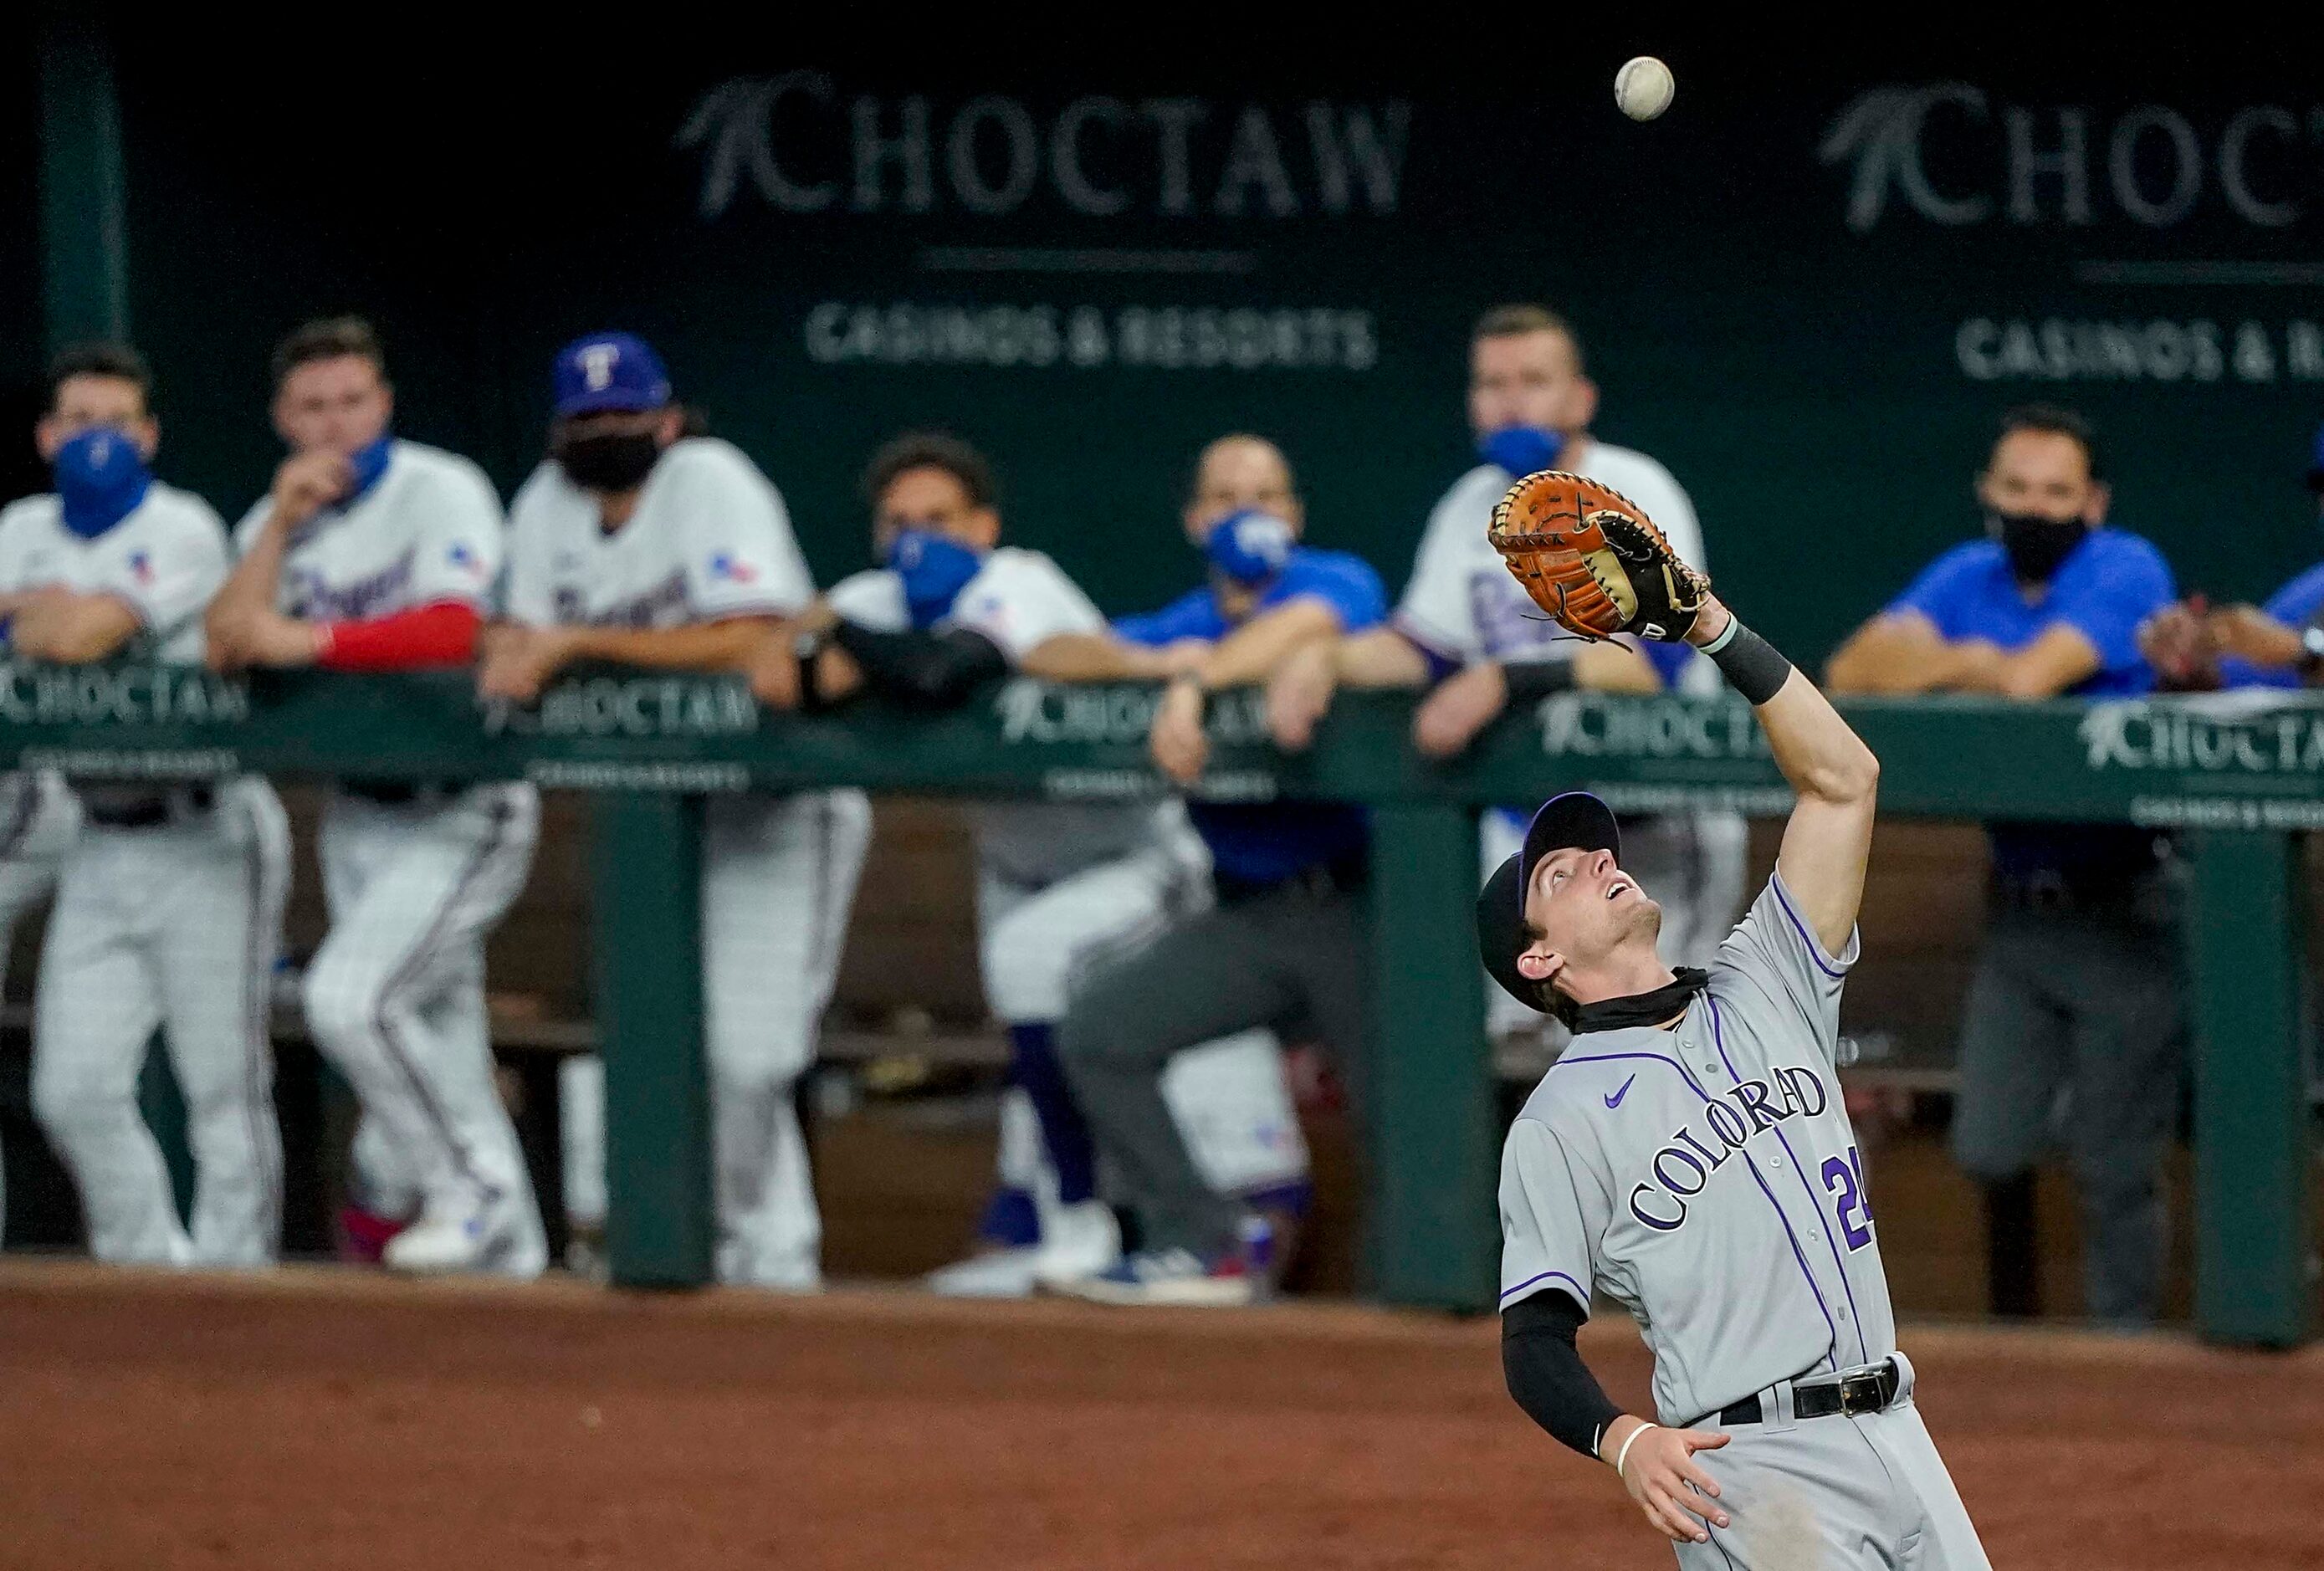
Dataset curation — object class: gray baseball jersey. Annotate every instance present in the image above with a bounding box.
[1497,872,1892,1425]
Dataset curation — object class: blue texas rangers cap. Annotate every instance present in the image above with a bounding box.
[1477,792,1622,1008]
[553,331,673,418]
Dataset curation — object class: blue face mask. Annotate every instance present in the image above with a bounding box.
[887,530,985,629]
[1203,509,1296,587]
[340,434,394,508]
[1479,425,1564,478]
[53,427,152,540]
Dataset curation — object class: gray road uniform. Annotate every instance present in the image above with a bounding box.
[1498,873,1989,1569]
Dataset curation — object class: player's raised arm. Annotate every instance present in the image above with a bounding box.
[1685,596,1877,954]
[1486,470,1876,954]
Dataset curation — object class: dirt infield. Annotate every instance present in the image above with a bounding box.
[0,1263,2314,1570]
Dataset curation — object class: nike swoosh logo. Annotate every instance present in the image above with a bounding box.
[1605,1075,1636,1110]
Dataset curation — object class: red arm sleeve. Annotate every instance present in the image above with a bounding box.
[315,601,483,672]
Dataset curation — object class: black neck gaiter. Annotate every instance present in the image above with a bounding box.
[1570,967,1710,1035]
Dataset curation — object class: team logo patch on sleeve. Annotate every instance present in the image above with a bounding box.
[709,552,758,584]
[128,550,153,584]
[448,542,488,577]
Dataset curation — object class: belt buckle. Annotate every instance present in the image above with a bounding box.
[1835,1364,1891,1416]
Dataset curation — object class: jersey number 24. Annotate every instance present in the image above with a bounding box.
[1820,1145,1875,1251]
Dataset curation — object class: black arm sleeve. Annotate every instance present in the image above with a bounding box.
[831,621,1010,709]
[1501,1290,1623,1461]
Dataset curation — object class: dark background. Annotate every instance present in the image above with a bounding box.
[9,18,2324,663]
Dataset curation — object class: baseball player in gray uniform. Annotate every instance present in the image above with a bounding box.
[1482,588,1990,1567]
[5,342,289,1267]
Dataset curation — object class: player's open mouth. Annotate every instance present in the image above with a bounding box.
[1605,878,1634,902]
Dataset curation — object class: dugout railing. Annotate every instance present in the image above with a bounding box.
[0,662,2312,1347]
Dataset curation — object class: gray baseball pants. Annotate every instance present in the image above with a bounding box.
[1948,902,2184,1324]
[1058,872,1369,1259]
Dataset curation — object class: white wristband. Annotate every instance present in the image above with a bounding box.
[1611,1420,1659,1480]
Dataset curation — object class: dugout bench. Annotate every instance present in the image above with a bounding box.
[0,663,2310,1347]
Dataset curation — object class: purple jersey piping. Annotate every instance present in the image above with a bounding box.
[1547,1047,1842,1373]
[1706,993,1871,1366]
[1769,873,1851,980]
[1498,1269,1588,1307]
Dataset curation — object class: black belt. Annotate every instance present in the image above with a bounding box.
[85,786,214,829]
[340,779,448,807]
[1699,1358,1901,1428]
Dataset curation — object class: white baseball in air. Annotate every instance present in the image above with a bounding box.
[1615,56,1675,121]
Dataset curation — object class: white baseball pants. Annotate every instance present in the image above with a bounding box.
[31,778,288,1267]
[560,790,871,1287]
[302,784,544,1270]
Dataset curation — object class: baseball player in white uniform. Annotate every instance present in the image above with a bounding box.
[4,342,289,1267]
[491,331,868,1291]
[758,432,1307,1295]
[1272,304,1745,1036]
[207,316,545,1277]
[1482,585,1989,1567]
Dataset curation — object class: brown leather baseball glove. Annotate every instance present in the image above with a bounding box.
[1487,470,1711,642]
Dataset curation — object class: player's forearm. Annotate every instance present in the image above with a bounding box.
[1704,600,1876,946]
[1824,622,1944,695]
[12,595,141,663]
[317,602,481,671]
[1758,671,1880,809]
[1190,600,1341,689]
[210,525,291,624]
[563,617,779,673]
[1500,1293,1624,1461]
[1333,627,1432,688]
[829,621,1008,707]
[1692,601,1873,804]
[1017,632,1168,682]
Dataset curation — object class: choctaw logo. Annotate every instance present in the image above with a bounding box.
[677,74,1410,223]
[1820,84,2316,233]
[2078,699,2324,774]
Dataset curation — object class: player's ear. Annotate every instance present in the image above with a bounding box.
[1515,946,1564,985]
[2081,479,2111,525]
[33,413,63,464]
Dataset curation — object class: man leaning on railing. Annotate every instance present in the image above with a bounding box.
[1825,404,2180,1328]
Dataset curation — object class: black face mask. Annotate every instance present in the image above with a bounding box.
[1988,510,2089,586]
[555,430,663,492]
[1565,966,1710,1034]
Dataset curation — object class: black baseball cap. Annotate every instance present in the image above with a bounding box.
[1477,792,1622,1009]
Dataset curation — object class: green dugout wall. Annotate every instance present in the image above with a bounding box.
[0,664,2311,1346]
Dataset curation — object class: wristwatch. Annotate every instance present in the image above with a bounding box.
[2297,624,2324,683]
